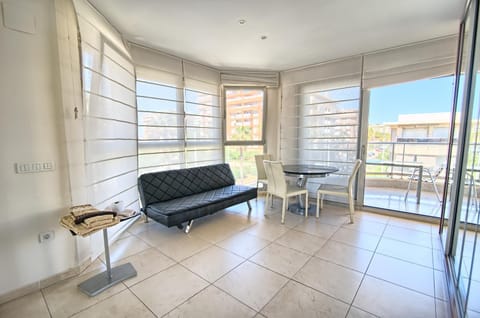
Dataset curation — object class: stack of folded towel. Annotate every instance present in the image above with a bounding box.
[60,204,120,237]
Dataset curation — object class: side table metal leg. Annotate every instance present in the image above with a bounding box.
[78,228,137,297]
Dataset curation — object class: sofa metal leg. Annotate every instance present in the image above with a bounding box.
[144,213,149,223]
[185,220,194,234]
[247,200,252,210]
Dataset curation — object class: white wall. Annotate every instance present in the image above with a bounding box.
[0,0,76,296]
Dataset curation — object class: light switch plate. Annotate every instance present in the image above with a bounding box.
[15,161,55,174]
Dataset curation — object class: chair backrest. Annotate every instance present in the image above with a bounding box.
[255,154,271,180]
[264,160,287,196]
[347,159,363,190]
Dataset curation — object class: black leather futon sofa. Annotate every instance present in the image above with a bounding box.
[138,163,257,232]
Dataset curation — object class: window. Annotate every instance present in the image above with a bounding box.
[225,88,265,144]
[224,87,266,185]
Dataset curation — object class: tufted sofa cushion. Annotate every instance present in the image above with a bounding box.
[138,163,235,206]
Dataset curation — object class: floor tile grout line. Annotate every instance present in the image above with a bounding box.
[125,285,159,318]
[345,217,387,317]
[63,283,129,318]
[175,259,261,316]
[39,288,53,318]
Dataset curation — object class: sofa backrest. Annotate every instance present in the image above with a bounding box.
[138,163,236,207]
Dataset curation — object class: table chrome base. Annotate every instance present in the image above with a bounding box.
[78,262,137,297]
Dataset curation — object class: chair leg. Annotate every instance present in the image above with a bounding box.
[348,193,355,224]
[281,198,286,224]
[432,181,442,202]
[404,169,416,201]
[316,193,320,218]
[320,194,324,209]
[304,192,309,218]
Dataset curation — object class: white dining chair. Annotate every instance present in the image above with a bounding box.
[316,159,362,223]
[255,154,271,196]
[264,160,309,224]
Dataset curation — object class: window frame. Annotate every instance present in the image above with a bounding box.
[223,86,267,146]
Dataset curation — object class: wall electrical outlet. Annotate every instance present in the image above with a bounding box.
[39,231,55,243]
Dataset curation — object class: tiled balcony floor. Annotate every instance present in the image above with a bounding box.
[365,186,480,225]
[0,198,456,318]
[364,186,443,217]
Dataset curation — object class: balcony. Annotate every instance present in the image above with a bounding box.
[365,141,480,224]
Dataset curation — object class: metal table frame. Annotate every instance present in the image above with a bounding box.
[78,215,139,297]
[282,164,339,215]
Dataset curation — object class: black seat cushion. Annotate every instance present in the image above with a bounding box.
[145,185,257,227]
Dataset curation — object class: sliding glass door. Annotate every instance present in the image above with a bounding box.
[444,1,480,316]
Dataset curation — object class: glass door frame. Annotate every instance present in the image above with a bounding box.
[444,0,480,316]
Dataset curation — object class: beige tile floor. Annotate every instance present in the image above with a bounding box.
[0,198,455,318]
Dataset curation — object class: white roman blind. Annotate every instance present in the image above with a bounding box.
[184,61,222,167]
[363,36,458,88]
[74,0,138,213]
[281,56,362,197]
[131,45,185,175]
[131,45,222,172]
[220,70,280,87]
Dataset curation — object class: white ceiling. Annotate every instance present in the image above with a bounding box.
[88,0,465,71]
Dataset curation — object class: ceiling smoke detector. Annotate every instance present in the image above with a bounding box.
[261,35,268,40]
[238,19,246,25]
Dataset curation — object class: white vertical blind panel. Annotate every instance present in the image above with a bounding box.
[85,140,137,163]
[90,172,138,205]
[280,56,361,199]
[75,0,138,216]
[136,77,185,171]
[84,118,136,140]
[85,93,136,122]
[104,43,135,75]
[81,44,134,90]
[83,70,136,107]
[184,89,222,167]
[87,157,138,185]
[363,36,458,88]
[184,61,222,167]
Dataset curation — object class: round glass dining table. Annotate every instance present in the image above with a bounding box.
[282,164,339,215]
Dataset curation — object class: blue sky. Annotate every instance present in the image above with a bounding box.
[369,76,455,124]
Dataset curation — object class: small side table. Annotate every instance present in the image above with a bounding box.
[78,213,140,297]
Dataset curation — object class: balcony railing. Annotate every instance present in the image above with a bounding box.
[366,141,452,181]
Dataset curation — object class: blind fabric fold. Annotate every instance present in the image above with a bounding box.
[220,70,280,87]
[363,36,458,88]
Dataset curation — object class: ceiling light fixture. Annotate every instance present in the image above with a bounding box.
[238,19,246,25]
